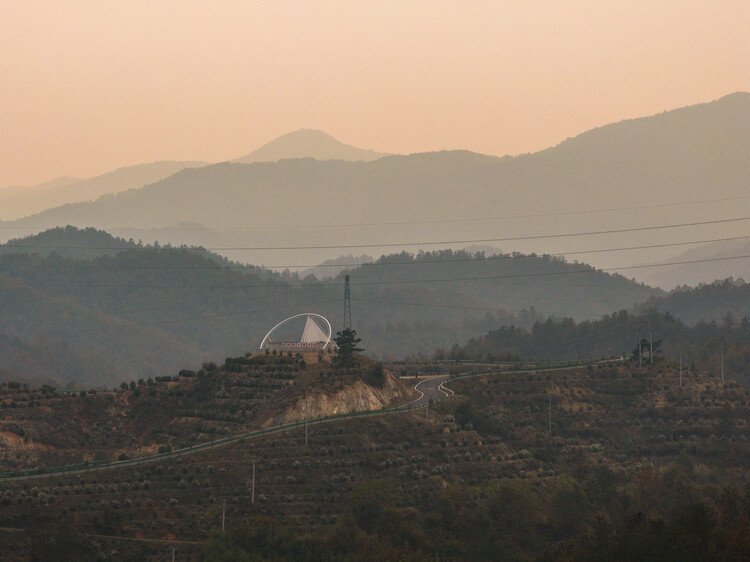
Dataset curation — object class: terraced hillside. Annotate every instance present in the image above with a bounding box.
[0,363,747,560]
[0,353,412,475]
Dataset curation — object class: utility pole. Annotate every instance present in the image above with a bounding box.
[638,330,642,367]
[171,547,176,562]
[649,324,653,366]
[548,394,552,435]
[222,500,226,532]
[251,460,256,504]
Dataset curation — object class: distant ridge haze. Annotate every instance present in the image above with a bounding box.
[0,130,386,221]
[3,92,750,288]
[0,161,205,221]
[5,2,748,187]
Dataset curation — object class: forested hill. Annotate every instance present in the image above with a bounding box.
[0,273,203,387]
[447,310,750,386]
[0,228,660,386]
[341,249,659,318]
[0,226,139,260]
[635,278,750,324]
[0,225,242,267]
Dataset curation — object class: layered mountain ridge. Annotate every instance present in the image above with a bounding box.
[3,93,750,286]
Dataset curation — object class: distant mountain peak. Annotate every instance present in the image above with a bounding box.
[233,129,389,163]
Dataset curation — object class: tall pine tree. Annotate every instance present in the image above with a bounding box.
[334,328,363,369]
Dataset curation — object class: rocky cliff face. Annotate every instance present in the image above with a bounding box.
[280,372,414,423]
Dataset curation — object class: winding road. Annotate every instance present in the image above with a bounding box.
[406,375,451,407]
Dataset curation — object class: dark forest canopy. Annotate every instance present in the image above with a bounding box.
[636,277,750,323]
[0,228,659,386]
[4,228,750,387]
[443,309,750,386]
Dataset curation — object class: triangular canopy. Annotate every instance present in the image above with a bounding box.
[301,316,328,343]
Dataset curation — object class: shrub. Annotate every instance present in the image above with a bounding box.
[365,363,386,388]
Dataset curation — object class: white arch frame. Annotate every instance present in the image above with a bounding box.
[259,313,335,350]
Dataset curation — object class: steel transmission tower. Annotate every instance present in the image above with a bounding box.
[343,275,352,330]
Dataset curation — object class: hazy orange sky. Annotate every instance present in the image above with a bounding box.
[1,0,749,186]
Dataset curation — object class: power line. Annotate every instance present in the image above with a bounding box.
[15,251,750,289]
[352,297,723,325]
[2,291,736,342]
[5,215,750,252]
[432,320,640,359]
[4,234,750,271]
[7,279,734,323]
[0,283,643,320]
[41,300,342,334]
[2,193,749,231]
[352,297,613,319]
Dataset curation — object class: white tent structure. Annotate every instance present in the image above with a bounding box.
[259,313,336,351]
[301,316,329,344]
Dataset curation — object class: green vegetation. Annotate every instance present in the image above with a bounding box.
[0,228,660,386]
[199,484,750,561]
[0,225,139,260]
[0,363,747,559]
[0,350,406,475]
[637,278,750,323]
[333,328,363,369]
[442,309,750,386]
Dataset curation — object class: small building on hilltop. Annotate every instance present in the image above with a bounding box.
[259,313,337,352]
